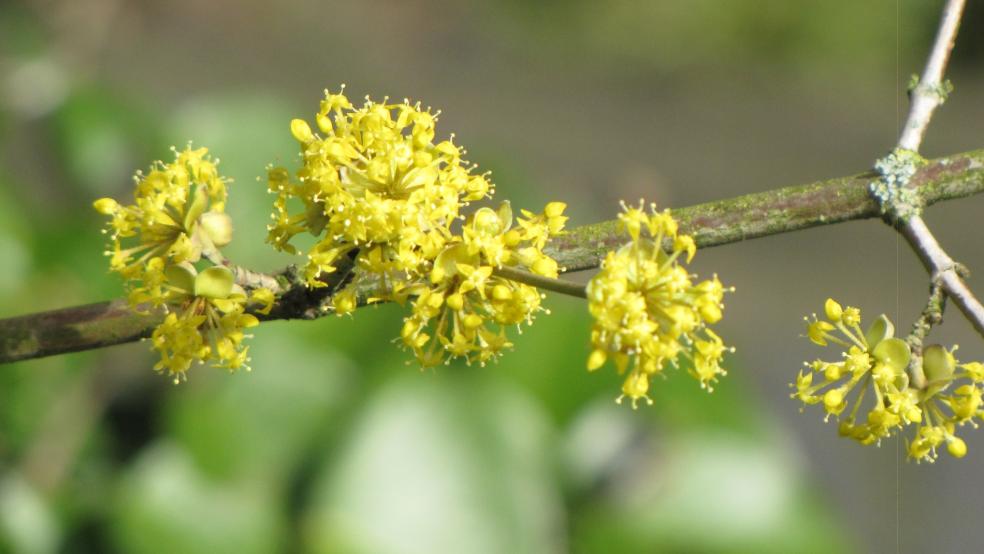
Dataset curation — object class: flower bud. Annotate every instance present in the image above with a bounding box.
[491,285,512,301]
[872,338,911,373]
[446,293,464,311]
[290,118,315,143]
[93,198,120,214]
[194,266,235,299]
[823,388,845,412]
[199,211,234,247]
[865,314,895,348]
[531,257,559,277]
[824,298,843,322]
[587,349,607,371]
[824,363,843,382]
[947,436,968,458]
[544,202,567,218]
[332,288,358,315]
[922,344,956,383]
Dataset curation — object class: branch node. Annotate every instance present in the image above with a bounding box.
[870,148,928,224]
[908,74,955,105]
[955,262,971,279]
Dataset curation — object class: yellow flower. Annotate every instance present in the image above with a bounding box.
[586,201,732,407]
[94,145,232,294]
[791,301,912,441]
[270,88,570,369]
[267,88,493,289]
[250,287,276,315]
[905,345,984,462]
[148,265,262,382]
[792,300,984,462]
[396,201,564,367]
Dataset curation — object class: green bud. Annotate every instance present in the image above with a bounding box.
[290,118,315,143]
[93,197,120,215]
[922,344,956,383]
[497,200,513,231]
[824,298,843,322]
[165,264,196,294]
[872,337,911,373]
[194,266,235,299]
[865,314,895,349]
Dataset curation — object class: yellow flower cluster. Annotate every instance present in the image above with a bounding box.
[792,298,984,462]
[95,147,274,382]
[271,89,567,367]
[399,201,567,367]
[586,201,732,408]
[94,146,231,290]
[268,88,492,288]
[149,265,264,382]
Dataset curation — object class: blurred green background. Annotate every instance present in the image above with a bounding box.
[3,1,984,552]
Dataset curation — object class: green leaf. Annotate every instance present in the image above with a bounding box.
[166,325,355,481]
[303,374,564,554]
[111,443,284,554]
[193,266,234,299]
[52,87,161,197]
[571,430,855,554]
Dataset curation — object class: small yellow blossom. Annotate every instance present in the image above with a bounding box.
[792,301,913,443]
[148,265,263,382]
[792,299,984,462]
[586,201,732,408]
[250,287,276,315]
[94,145,278,381]
[267,88,494,289]
[94,146,231,285]
[267,88,572,370]
[904,344,984,462]
[396,201,565,367]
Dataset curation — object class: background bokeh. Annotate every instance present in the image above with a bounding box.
[2,1,984,552]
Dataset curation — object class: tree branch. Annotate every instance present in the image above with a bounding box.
[898,0,966,152]
[3,148,984,364]
[900,216,984,338]
[886,0,984,344]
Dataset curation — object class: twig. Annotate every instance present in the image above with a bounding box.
[492,266,586,299]
[900,217,984,338]
[200,232,284,293]
[884,0,984,342]
[905,280,946,390]
[898,0,966,152]
[3,148,984,364]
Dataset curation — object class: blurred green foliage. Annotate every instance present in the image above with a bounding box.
[496,0,937,77]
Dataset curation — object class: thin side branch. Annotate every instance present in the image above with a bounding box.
[889,0,984,341]
[3,148,984,364]
[901,216,984,339]
[493,266,587,299]
[898,0,966,152]
[905,280,946,390]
